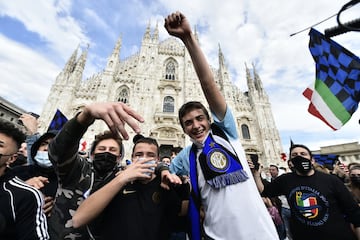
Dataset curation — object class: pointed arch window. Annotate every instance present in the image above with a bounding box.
[117,87,129,104]
[165,61,176,80]
[241,124,251,139]
[163,96,174,112]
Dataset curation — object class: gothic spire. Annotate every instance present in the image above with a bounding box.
[152,21,159,42]
[73,44,88,79]
[245,62,255,92]
[218,43,225,68]
[113,35,122,56]
[143,20,151,41]
[252,63,265,94]
[64,45,79,73]
[194,25,199,43]
[106,35,121,70]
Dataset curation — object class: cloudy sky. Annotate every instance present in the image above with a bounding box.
[0,0,359,153]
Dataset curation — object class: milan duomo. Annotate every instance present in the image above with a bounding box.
[38,23,284,166]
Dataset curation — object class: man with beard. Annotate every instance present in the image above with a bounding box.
[250,143,360,240]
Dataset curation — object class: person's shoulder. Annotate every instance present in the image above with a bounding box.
[10,165,37,180]
[6,177,41,196]
[270,172,294,184]
[9,165,31,173]
[313,170,344,183]
[173,146,191,159]
[314,170,335,178]
[277,172,293,179]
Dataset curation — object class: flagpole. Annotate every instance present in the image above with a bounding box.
[325,18,360,37]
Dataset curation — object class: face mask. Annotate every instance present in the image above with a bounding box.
[10,154,27,167]
[291,155,312,174]
[34,151,52,168]
[350,176,360,187]
[93,152,118,177]
[289,166,296,173]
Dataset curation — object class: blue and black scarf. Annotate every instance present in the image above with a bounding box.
[188,124,248,239]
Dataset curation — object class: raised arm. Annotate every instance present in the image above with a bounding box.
[19,113,40,165]
[164,11,227,120]
[247,158,265,193]
[49,102,144,180]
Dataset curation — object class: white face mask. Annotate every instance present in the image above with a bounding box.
[34,151,52,168]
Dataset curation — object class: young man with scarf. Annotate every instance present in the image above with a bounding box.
[250,143,360,240]
[165,11,279,240]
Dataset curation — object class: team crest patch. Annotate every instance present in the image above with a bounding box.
[206,148,230,172]
[289,186,329,227]
[296,192,319,219]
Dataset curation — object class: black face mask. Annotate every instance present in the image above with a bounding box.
[291,155,312,175]
[93,152,118,177]
[10,154,27,167]
[289,166,296,173]
[350,176,360,188]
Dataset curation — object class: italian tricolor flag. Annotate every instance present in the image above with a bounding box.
[304,28,360,131]
[303,80,351,131]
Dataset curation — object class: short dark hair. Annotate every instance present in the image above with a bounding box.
[161,155,171,161]
[0,119,25,149]
[269,164,279,171]
[132,137,159,156]
[289,143,312,158]
[349,163,360,172]
[178,101,210,129]
[171,146,183,155]
[90,131,123,157]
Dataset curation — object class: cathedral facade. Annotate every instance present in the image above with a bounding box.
[39,24,284,167]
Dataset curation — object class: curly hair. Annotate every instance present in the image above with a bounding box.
[0,119,26,149]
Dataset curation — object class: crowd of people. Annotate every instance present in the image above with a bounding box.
[0,11,359,240]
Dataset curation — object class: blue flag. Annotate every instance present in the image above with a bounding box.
[303,28,360,130]
[313,154,338,168]
[47,109,68,132]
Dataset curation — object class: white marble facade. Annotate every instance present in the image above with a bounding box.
[39,24,284,167]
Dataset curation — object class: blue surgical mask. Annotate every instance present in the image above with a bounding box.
[34,151,52,168]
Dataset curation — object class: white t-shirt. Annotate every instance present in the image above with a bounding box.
[171,108,279,240]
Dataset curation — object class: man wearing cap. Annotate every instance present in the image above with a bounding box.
[250,143,360,240]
